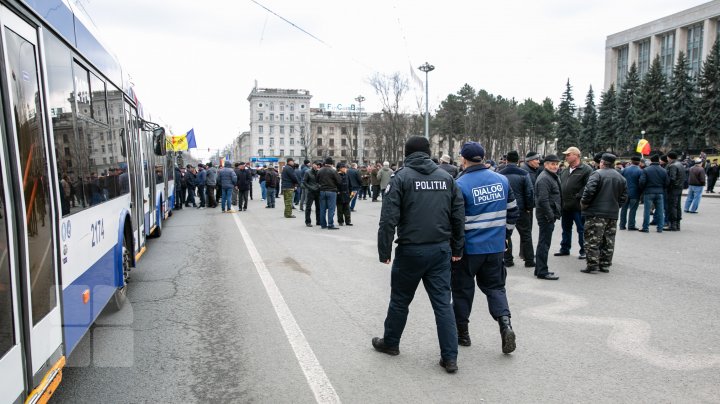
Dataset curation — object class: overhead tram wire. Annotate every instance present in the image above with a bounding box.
[249,0,376,72]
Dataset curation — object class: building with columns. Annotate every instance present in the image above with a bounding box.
[605,1,720,89]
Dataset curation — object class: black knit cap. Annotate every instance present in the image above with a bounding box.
[324,157,334,165]
[667,151,678,159]
[404,135,431,157]
[593,152,604,164]
[650,154,660,162]
[507,150,520,163]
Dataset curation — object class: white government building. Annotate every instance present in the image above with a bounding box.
[605,0,720,89]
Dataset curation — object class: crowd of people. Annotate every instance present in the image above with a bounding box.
[169,140,713,373]
[173,157,405,229]
[369,136,715,373]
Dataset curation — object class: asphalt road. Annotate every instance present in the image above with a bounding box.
[54,187,720,403]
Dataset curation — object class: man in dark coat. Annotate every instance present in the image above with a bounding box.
[499,150,535,268]
[534,154,562,280]
[348,163,363,211]
[336,163,352,225]
[302,161,322,227]
[281,158,299,218]
[556,147,592,259]
[665,151,685,231]
[580,153,628,274]
[438,154,459,177]
[521,151,542,184]
[638,154,669,233]
[706,159,719,193]
[235,162,252,211]
[619,156,643,230]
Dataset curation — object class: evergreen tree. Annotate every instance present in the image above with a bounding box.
[435,93,466,156]
[615,63,642,154]
[579,86,597,155]
[695,39,720,149]
[555,79,579,153]
[597,85,617,152]
[637,56,669,152]
[668,52,695,150]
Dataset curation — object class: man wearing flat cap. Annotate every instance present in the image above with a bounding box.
[452,142,519,355]
[438,154,459,177]
[579,153,627,274]
[534,154,562,280]
[557,146,593,259]
[521,151,542,184]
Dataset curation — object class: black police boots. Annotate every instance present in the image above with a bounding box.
[371,337,399,356]
[498,316,516,354]
[457,324,471,347]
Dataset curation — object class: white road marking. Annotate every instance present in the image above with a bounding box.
[232,214,341,403]
[513,277,720,371]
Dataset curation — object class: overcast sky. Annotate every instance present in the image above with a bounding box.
[80,0,709,160]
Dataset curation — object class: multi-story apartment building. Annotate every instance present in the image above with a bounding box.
[308,108,375,163]
[246,87,312,164]
[605,1,720,89]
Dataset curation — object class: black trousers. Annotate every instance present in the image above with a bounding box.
[535,220,555,276]
[238,190,249,209]
[667,191,682,223]
[708,176,718,192]
[505,209,534,264]
[371,185,381,201]
[383,242,457,361]
[452,252,510,325]
[305,192,320,225]
[337,200,351,224]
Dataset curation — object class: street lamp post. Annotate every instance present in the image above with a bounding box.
[355,95,365,163]
[418,62,435,139]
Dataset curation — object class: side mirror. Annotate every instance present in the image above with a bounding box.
[153,127,166,156]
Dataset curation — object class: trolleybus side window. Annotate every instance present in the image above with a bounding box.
[45,30,130,217]
[4,27,57,325]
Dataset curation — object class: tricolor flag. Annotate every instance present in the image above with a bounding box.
[636,138,650,155]
[167,129,198,151]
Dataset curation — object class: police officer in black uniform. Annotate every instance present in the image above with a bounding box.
[372,136,465,373]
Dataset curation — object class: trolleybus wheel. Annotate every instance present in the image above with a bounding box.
[112,237,131,310]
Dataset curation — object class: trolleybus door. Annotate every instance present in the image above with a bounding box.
[141,128,155,234]
[0,5,63,388]
[125,104,145,254]
[0,80,25,404]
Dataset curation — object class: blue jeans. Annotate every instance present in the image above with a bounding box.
[642,193,664,231]
[684,185,704,212]
[560,210,584,254]
[620,198,639,228]
[221,187,233,211]
[319,191,337,228]
[535,220,555,276]
[349,187,361,210]
[260,181,267,200]
[383,242,457,361]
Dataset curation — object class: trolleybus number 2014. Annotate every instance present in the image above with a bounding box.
[91,219,105,247]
